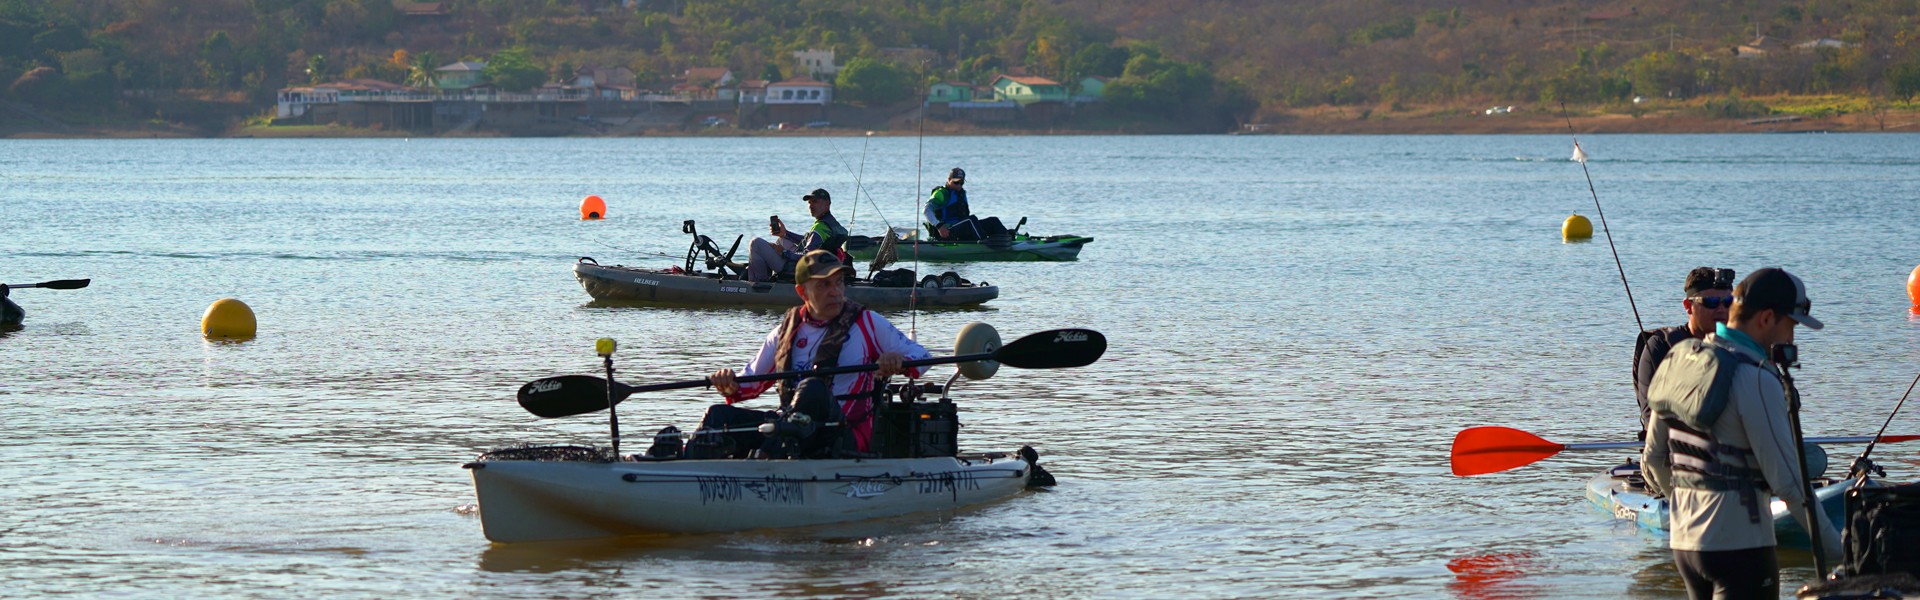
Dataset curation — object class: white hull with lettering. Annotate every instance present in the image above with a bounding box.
[467,453,1035,543]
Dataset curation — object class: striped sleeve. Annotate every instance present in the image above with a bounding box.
[864,311,931,378]
[727,326,784,403]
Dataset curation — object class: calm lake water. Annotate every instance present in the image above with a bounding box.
[4,134,1920,598]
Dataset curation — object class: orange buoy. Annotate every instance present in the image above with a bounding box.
[580,195,606,220]
[1908,264,1920,306]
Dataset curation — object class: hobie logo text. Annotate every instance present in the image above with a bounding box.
[1054,331,1088,343]
[530,380,562,393]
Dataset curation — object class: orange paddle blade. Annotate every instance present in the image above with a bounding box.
[1450,426,1566,476]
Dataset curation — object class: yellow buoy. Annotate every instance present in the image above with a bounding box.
[1562,214,1594,241]
[580,195,606,220]
[202,298,257,340]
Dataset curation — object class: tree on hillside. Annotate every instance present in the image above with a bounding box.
[835,57,912,105]
[306,54,328,84]
[1624,51,1697,98]
[485,47,545,91]
[407,51,439,89]
[1104,52,1213,117]
[1890,62,1920,101]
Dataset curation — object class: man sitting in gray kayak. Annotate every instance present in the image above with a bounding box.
[704,250,931,457]
[1641,267,1842,599]
[1634,267,1735,440]
[745,188,848,282]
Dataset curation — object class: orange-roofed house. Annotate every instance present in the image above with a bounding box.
[990,75,1067,105]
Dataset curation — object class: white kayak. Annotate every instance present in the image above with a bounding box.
[1584,463,1854,548]
[466,449,1040,543]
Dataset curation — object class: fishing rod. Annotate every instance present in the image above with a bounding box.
[854,131,872,227]
[591,238,680,261]
[1851,370,1920,477]
[823,133,893,231]
[1562,103,1645,333]
[1772,352,1830,576]
[909,93,927,337]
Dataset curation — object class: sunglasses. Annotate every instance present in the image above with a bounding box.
[1691,296,1735,309]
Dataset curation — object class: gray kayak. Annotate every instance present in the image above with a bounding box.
[573,259,998,308]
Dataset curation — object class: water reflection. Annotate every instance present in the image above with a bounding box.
[1447,551,1539,599]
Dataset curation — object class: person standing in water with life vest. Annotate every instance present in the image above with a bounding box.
[1634,267,1737,440]
[1642,268,1843,599]
[745,188,848,282]
[710,250,931,455]
[924,167,1009,241]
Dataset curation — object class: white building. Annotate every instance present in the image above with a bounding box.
[792,49,839,79]
[765,79,832,105]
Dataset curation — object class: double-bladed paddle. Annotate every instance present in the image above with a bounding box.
[1,279,91,291]
[1449,425,1920,476]
[518,328,1106,418]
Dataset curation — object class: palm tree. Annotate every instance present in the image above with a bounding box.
[406,51,439,90]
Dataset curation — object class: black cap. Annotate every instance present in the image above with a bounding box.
[1734,267,1822,329]
[949,167,965,180]
[1685,267,1735,297]
[805,188,830,201]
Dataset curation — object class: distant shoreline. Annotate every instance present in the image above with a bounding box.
[8,102,1920,139]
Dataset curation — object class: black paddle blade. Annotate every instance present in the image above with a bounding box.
[994,328,1106,369]
[517,375,633,418]
[2,279,90,290]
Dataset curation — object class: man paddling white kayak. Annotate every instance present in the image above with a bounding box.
[1642,267,1843,599]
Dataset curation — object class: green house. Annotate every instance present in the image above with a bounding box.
[435,61,487,90]
[1076,76,1109,99]
[928,81,975,104]
[990,75,1068,105]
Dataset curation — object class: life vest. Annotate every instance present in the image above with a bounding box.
[927,186,969,226]
[772,301,867,407]
[1647,337,1771,522]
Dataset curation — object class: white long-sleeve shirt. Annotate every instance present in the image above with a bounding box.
[726,309,930,449]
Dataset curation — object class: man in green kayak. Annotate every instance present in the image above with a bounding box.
[745,188,848,282]
[1633,267,1735,439]
[924,167,1008,241]
[1642,267,1842,599]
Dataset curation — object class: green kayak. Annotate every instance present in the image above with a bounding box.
[844,232,1092,262]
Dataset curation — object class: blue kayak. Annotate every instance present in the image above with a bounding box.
[1584,464,1854,548]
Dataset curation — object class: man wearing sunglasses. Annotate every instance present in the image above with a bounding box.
[1633,267,1736,439]
[924,167,1009,241]
[1641,268,1841,598]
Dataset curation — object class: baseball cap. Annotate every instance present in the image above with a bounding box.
[949,167,965,180]
[793,250,853,284]
[1684,267,1735,296]
[1733,267,1822,329]
[804,188,831,202]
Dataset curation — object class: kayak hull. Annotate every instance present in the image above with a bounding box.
[466,453,1034,543]
[574,261,997,308]
[1584,469,1853,548]
[844,234,1092,262]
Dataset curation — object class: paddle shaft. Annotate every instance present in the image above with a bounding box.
[622,351,995,395]
[1551,435,1915,452]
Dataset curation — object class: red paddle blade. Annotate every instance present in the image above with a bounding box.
[1450,426,1567,476]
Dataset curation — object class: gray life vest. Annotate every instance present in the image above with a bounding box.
[1647,337,1771,522]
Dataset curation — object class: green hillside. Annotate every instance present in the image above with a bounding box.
[5,0,1920,133]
